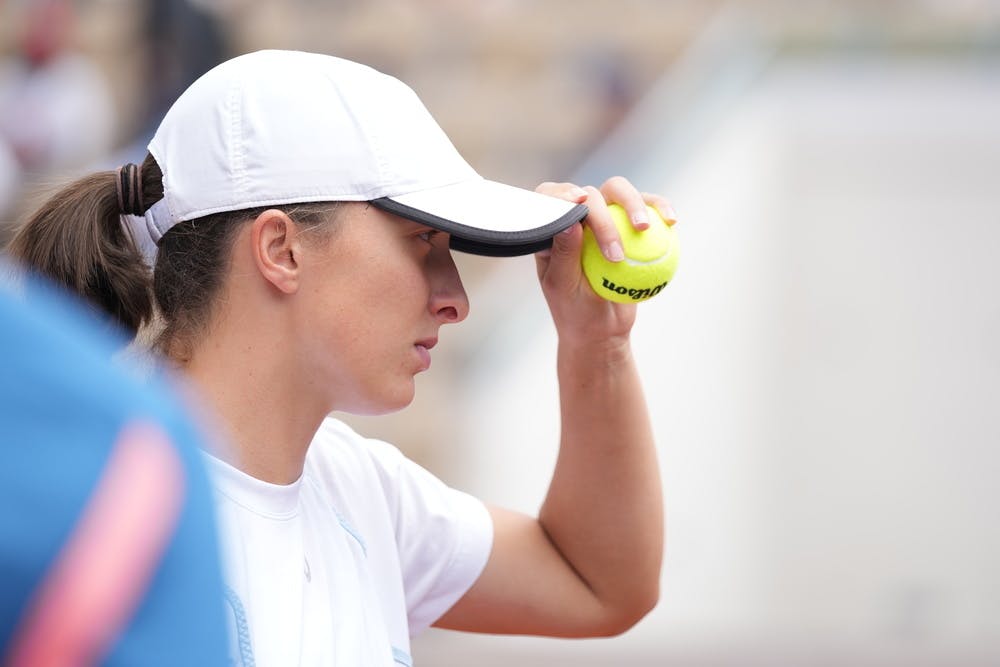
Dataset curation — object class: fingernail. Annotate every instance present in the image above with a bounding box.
[631,210,649,229]
[603,241,625,262]
[561,224,577,235]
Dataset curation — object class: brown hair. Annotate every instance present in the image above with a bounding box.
[7,153,340,361]
[7,154,162,335]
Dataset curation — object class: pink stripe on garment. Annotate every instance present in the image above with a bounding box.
[6,421,186,667]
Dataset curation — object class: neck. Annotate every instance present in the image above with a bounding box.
[182,320,329,486]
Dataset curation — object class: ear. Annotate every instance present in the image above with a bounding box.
[250,209,301,294]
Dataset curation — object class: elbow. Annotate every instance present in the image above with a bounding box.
[590,585,660,637]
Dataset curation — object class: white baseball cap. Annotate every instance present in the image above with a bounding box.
[144,49,587,256]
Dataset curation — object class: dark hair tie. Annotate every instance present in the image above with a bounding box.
[115,163,145,216]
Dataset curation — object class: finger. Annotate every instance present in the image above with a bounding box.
[537,220,583,289]
[535,181,589,204]
[580,186,624,263]
[534,182,587,276]
[641,192,678,226]
[600,176,649,231]
[534,239,552,280]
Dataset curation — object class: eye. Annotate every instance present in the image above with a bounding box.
[417,229,442,244]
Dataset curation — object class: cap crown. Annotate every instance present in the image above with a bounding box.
[149,50,478,223]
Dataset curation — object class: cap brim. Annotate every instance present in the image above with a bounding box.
[371,179,588,257]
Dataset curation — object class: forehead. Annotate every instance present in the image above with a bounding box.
[336,202,428,237]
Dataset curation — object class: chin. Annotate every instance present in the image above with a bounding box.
[341,382,415,417]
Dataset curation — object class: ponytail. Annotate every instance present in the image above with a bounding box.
[8,154,340,361]
[6,154,162,337]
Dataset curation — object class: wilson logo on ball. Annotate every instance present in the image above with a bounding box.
[599,277,670,301]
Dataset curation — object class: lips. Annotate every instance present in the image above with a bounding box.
[414,337,437,371]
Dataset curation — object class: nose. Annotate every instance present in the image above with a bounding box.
[428,245,469,324]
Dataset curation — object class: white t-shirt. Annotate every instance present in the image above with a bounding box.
[203,417,493,667]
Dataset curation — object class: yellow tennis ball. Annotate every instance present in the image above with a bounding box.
[581,203,679,303]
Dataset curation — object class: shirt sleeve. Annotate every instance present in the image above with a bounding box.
[363,438,494,635]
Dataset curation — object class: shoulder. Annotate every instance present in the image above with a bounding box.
[304,417,409,500]
[303,417,480,527]
[308,417,407,470]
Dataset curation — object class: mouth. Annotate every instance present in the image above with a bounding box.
[414,337,437,371]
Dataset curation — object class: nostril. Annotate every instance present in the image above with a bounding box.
[438,306,459,322]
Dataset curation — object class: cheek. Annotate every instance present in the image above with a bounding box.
[321,328,418,415]
[352,249,433,318]
[302,264,427,411]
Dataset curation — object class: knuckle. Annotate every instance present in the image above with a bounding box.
[590,221,618,242]
[643,191,670,205]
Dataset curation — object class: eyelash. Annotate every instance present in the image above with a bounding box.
[418,229,441,243]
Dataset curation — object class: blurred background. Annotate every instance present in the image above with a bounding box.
[2,0,999,665]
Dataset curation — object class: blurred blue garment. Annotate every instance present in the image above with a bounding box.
[0,268,228,666]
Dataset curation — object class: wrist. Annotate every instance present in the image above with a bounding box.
[557,335,634,371]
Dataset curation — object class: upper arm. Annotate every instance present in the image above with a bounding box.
[432,505,636,638]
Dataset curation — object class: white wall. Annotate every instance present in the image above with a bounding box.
[413,52,1000,666]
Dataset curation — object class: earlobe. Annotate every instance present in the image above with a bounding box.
[251,210,300,294]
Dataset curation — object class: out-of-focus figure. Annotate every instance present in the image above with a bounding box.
[134,0,229,149]
[0,0,115,221]
[0,266,229,666]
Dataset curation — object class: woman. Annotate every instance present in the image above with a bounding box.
[8,50,670,666]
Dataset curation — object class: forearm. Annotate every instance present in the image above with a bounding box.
[539,335,663,623]
[437,178,672,637]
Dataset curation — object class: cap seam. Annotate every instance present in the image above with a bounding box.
[228,73,248,203]
[366,81,393,195]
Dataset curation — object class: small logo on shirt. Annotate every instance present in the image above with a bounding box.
[304,556,311,583]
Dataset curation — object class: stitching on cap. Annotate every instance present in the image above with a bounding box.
[229,75,248,202]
